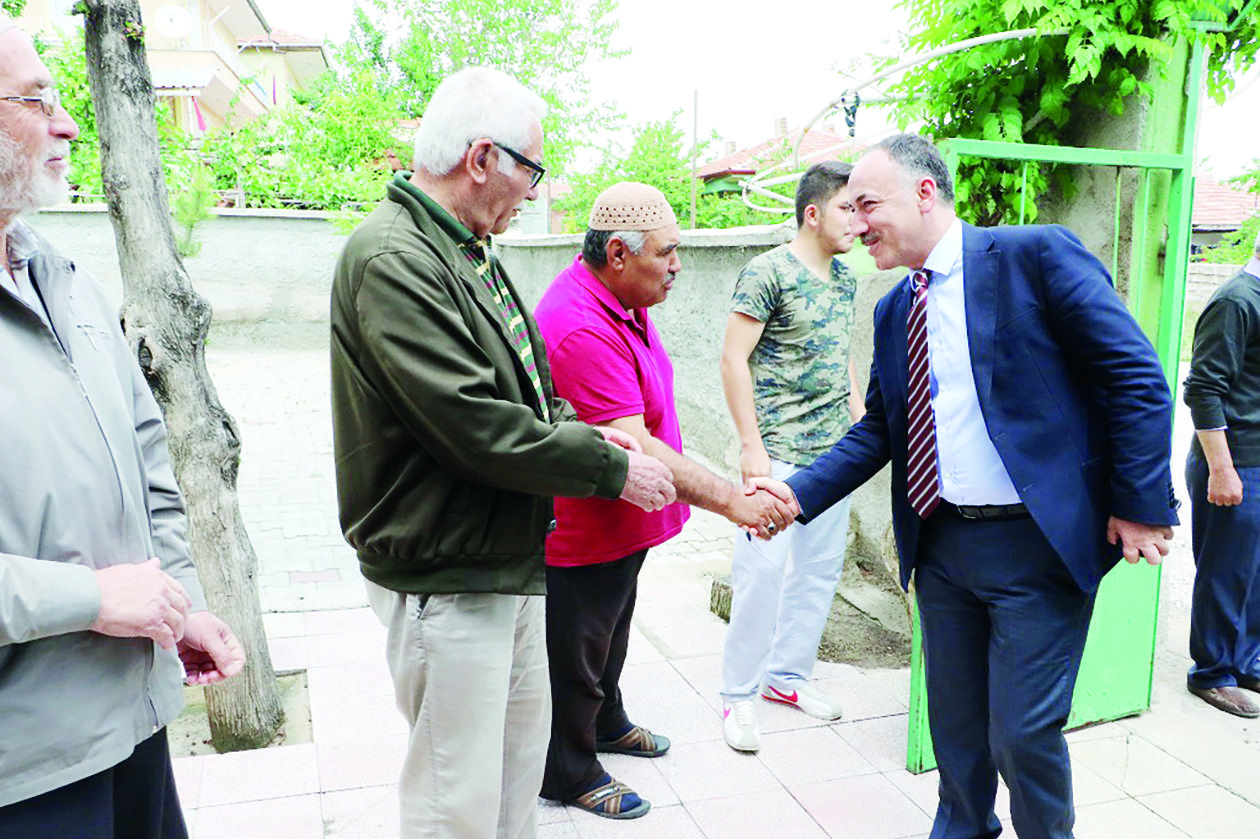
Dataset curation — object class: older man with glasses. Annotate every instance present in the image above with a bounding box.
[331,67,676,839]
[0,19,245,838]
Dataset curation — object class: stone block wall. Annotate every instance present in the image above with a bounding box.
[1186,262,1244,310]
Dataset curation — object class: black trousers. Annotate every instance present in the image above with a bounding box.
[540,549,647,801]
[0,729,187,839]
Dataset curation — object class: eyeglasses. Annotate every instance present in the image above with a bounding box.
[0,87,62,119]
[493,141,545,189]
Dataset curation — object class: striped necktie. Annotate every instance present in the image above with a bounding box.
[906,270,939,518]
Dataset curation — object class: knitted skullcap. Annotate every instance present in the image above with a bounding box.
[588,182,677,231]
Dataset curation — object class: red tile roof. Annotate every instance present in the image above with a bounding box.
[1194,177,1260,230]
[238,29,323,48]
[697,128,864,180]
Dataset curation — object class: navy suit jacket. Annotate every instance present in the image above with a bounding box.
[788,223,1179,593]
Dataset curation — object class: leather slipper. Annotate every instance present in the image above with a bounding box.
[570,775,650,820]
[1189,684,1260,718]
[596,724,670,757]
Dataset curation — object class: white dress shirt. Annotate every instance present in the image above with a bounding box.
[920,218,1022,505]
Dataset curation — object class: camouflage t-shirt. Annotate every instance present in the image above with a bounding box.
[730,243,857,465]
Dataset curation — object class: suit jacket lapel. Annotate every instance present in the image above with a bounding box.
[962,223,999,408]
[888,275,913,404]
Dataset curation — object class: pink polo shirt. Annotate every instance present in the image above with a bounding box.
[535,256,690,566]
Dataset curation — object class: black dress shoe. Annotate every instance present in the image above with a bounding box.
[1237,674,1260,693]
[1189,684,1260,718]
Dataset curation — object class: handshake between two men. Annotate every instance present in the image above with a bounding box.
[598,424,801,539]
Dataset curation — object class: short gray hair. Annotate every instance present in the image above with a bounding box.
[1254,226,1260,259]
[412,67,548,178]
[582,229,647,268]
[0,16,20,37]
[871,133,955,204]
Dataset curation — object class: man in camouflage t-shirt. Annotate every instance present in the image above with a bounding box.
[719,161,864,752]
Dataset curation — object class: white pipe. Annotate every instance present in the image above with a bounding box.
[739,26,1070,212]
[790,27,1069,166]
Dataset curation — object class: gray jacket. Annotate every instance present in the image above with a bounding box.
[0,220,206,807]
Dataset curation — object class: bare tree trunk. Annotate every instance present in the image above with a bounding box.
[81,0,282,751]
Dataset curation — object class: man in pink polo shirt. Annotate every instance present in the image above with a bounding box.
[534,182,797,821]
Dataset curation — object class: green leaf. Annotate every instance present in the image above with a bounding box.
[1001,104,1023,140]
[1151,0,1179,24]
[981,111,1002,141]
[1066,41,1102,84]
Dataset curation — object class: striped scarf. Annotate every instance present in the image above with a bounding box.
[460,240,550,422]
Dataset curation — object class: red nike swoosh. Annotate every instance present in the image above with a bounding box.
[766,686,798,703]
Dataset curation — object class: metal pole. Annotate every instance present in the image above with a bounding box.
[1157,38,1205,386]
[690,89,698,230]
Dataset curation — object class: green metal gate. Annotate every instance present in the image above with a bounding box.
[903,35,1206,772]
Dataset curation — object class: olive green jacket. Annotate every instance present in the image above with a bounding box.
[330,177,628,594]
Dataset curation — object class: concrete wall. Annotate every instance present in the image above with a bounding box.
[24,205,345,323]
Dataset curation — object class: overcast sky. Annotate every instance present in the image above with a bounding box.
[255,0,1259,180]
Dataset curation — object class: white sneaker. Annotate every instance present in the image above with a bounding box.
[762,682,843,720]
[722,699,761,752]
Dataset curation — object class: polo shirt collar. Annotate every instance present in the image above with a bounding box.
[567,256,649,334]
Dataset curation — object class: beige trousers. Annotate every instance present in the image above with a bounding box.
[366,581,551,839]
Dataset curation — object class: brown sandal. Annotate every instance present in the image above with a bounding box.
[570,776,651,819]
[595,724,671,757]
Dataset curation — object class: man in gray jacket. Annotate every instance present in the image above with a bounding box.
[0,21,244,836]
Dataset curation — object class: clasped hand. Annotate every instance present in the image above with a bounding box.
[92,557,246,685]
[92,557,191,651]
[734,476,801,539]
[1107,516,1174,566]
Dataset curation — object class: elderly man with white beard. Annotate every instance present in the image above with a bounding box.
[0,20,245,837]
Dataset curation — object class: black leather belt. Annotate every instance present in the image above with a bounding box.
[942,501,1030,521]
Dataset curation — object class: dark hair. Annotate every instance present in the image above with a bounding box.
[795,160,853,227]
[871,134,954,203]
[581,228,647,268]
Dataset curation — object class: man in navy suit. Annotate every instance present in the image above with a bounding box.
[784,134,1178,838]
